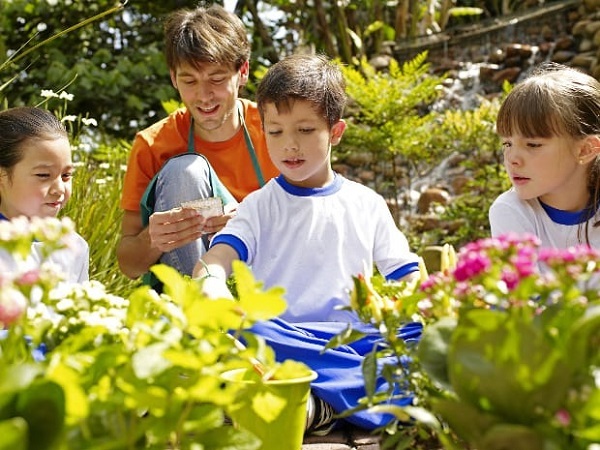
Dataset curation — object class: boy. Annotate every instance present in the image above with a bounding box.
[117,4,279,281]
[193,53,422,434]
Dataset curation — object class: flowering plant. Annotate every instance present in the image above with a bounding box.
[0,216,308,450]
[339,234,600,450]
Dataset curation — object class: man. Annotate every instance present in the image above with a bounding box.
[117,4,278,281]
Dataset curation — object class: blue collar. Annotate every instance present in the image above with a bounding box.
[275,174,343,197]
[539,200,590,225]
[0,213,8,221]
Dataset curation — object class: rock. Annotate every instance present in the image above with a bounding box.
[417,188,450,214]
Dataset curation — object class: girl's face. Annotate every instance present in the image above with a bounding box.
[262,99,346,188]
[171,60,249,142]
[0,136,73,219]
[501,133,591,211]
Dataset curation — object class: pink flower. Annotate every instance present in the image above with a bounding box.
[501,269,520,291]
[453,251,490,282]
[554,409,571,427]
[0,286,27,326]
[16,270,40,286]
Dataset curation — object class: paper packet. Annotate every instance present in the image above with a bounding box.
[181,197,224,218]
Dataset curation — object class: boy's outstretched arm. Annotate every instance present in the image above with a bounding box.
[193,243,239,299]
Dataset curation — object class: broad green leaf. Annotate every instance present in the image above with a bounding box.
[432,397,500,444]
[449,309,572,423]
[417,316,456,389]
[232,262,287,322]
[479,423,544,450]
[0,417,27,450]
[45,363,88,424]
[192,425,260,450]
[15,379,65,450]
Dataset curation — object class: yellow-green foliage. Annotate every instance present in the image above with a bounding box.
[341,52,446,163]
[61,140,135,296]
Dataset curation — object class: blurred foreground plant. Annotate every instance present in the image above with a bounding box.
[334,235,600,450]
[0,216,309,450]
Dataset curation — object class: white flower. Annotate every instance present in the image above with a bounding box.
[81,117,98,126]
[40,89,59,98]
[55,298,75,312]
[59,91,74,101]
[61,115,77,123]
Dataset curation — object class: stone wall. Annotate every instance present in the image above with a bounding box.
[388,0,600,89]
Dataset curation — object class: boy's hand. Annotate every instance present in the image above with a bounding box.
[198,275,233,300]
[202,209,236,235]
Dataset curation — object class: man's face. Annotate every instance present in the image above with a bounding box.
[171,60,249,141]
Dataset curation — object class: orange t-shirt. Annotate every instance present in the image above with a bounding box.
[120,99,279,212]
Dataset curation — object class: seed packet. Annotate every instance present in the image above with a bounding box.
[181,197,224,218]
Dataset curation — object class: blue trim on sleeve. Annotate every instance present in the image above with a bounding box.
[210,234,249,262]
[275,174,343,197]
[385,261,419,281]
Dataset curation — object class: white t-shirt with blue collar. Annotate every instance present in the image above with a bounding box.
[489,188,600,248]
[211,174,419,323]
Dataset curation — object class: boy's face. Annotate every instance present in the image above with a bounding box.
[171,60,249,142]
[0,136,73,219]
[262,99,345,188]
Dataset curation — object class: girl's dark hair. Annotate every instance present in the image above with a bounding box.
[497,63,600,245]
[256,53,347,129]
[164,4,250,72]
[0,106,67,173]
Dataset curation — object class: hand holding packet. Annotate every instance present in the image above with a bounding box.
[181,197,224,218]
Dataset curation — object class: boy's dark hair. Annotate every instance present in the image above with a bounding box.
[256,53,347,128]
[164,4,250,72]
[0,106,67,173]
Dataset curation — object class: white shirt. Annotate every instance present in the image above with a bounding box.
[211,175,419,323]
[0,230,89,283]
[489,189,600,249]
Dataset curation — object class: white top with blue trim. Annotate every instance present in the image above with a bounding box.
[489,188,600,248]
[211,174,419,323]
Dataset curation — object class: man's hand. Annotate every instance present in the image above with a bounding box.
[149,206,236,252]
[148,207,206,252]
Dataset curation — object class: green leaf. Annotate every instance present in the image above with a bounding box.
[0,417,28,450]
[479,423,544,450]
[432,397,501,444]
[322,324,366,351]
[232,262,287,323]
[362,349,378,399]
[193,425,261,450]
[567,304,600,370]
[448,309,572,423]
[417,316,456,389]
[46,362,89,424]
[15,379,65,450]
